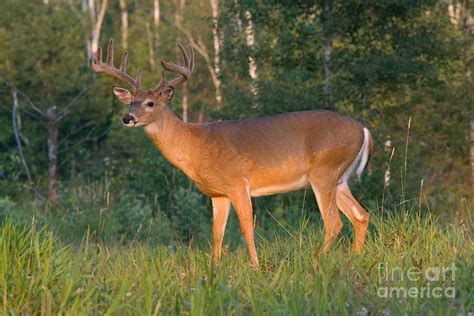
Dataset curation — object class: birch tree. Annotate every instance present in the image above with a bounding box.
[233,1,259,101]
[119,0,129,50]
[210,0,222,107]
[176,2,223,109]
[321,1,333,110]
[448,1,473,80]
[147,0,160,71]
[177,25,221,107]
[154,0,160,26]
[243,9,259,99]
[447,1,473,205]
[174,0,188,122]
[83,0,108,59]
[0,78,34,191]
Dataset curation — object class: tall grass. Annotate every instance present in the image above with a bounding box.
[1,207,472,315]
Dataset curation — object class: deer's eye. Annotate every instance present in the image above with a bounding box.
[147,101,154,107]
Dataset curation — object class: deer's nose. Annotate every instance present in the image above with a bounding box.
[122,113,136,125]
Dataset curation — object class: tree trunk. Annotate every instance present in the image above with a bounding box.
[153,0,160,60]
[175,0,188,121]
[176,25,222,110]
[448,1,473,81]
[119,0,128,50]
[154,0,160,25]
[146,22,157,71]
[210,0,222,108]
[11,89,33,185]
[322,1,333,110]
[470,120,474,207]
[84,0,108,59]
[46,108,59,202]
[182,83,188,122]
[322,35,332,110]
[384,136,392,188]
[244,9,259,99]
[233,0,242,32]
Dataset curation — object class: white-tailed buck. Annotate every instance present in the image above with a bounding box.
[90,40,373,267]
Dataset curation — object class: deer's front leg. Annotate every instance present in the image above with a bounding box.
[229,189,259,267]
[212,197,231,265]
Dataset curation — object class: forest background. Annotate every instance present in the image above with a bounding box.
[0,0,472,245]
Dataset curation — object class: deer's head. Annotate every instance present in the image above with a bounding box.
[89,40,194,127]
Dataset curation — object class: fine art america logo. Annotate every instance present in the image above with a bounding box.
[377,262,456,298]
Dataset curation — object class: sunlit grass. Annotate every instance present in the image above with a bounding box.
[1,208,472,315]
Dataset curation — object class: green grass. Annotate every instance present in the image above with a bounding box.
[1,210,472,315]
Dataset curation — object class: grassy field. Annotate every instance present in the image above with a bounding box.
[1,208,472,315]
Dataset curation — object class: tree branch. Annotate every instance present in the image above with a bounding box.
[175,24,221,100]
[10,88,33,185]
[57,87,89,121]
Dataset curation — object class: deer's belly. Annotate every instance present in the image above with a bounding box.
[250,175,309,197]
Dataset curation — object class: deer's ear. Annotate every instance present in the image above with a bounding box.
[162,87,174,100]
[113,87,133,104]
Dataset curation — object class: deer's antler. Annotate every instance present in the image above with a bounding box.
[89,40,142,92]
[154,43,194,92]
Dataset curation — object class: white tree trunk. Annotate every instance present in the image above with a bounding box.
[152,0,160,68]
[119,0,129,50]
[448,2,473,80]
[384,136,392,188]
[46,108,59,202]
[11,89,33,186]
[210,0,222,107]
[146,22,156,71]
[175,0,188,121]
[244,10,259,98]
[182,84,188,122]
[176,24,222,110]
[154,0,160,26]
[233,0,242,32]
[322,35,332,110]
[321,1,333,110]
[84,0,108,59]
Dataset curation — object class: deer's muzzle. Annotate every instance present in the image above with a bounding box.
[122,113,137,126]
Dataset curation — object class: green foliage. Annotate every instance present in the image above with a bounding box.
[170,186,211,243]
[0,198,34,227]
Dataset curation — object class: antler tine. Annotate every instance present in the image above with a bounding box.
[160,61,190,78]
[120,51,128,72]
[89,39,141,92]
[177,43,189,67]
[136,68,143,88]
[155,43,194,92]
[157,70,166,86]
[97,46,103,65]
[106,39,114,65]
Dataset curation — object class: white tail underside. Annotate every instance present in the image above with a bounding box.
[339,127,371,185]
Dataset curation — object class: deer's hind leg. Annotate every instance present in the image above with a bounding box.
[309,172,343,253]
[336,182,369,254]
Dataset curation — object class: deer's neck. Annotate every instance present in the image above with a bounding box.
[144,105,199,175]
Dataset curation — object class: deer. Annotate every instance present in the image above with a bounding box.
[90,40,373,267]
